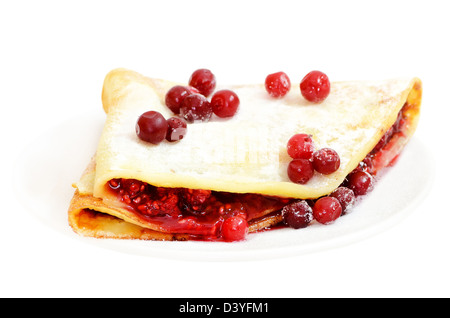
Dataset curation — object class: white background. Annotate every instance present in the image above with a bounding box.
[1,0,449,297]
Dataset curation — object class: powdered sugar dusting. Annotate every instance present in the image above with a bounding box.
[96,77,412,198]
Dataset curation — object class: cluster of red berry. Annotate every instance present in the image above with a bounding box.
[264,70,341,182]
[286,134,341,184]
[136,111,187,144]
[136,69,333,146]
[265,70,331,103]
[269,70,339,185]
[282,132,346,227]
[263,70,351,227]
[282,165,376,228]
[168,69,240,121]
[136,68,240,145]
[281,187,356,229]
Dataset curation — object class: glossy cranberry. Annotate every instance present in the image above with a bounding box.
[221,216,248,242]
[211,89,240,118]
[313,196,342,224]
[300,70,330,103]
[330,187,355,214]
[166,117,187,142]
[135,111,168,144]
[346,170,374,196]
[287,133,315,159]
[312,148,340,174]
[189,69,216,97]
[282,200,313,229]
[165,86,193,114]
[265,72,291,98]
[180,93,213,123]
[287,159,314,184]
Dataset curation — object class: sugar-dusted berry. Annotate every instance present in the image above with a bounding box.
[180,93,213,123]
[300,70,330,103]
[287,159,314,184]
[166,117,187,142]
[312,148,340,174]
[346,170,374,196]
[287,133,315,159]
[265,71,291,98]
[189,68,216,97]
[282,200,313,229]
[312,196,342,224]
[330,187,355,214]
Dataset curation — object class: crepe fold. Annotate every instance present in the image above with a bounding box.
[68,68,422,241]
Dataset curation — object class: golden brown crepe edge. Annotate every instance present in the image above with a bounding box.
[68,190,190,241]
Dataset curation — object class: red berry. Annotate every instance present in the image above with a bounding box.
[135,111,168,144]
[221,216,248,242]
[329,187,355,214]
[166,117,187,142]
[211,89,240,118]
[346,170,374,196]
[313,196,342,224]
[165,86,193,114]
[287,133,315,159]
[189,69,216,97]
[282,200,313,229]
[287,159,314,184]
[180,93,213,123]
[300,70,330,103]
[312,148,341,174]
[265,72,291,98]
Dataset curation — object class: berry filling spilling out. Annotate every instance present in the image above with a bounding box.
[106,180,289,241]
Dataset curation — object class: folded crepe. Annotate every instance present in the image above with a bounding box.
[68,68,422,241]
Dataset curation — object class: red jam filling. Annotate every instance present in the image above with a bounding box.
[106,180,289,241]
[106,102,412,241]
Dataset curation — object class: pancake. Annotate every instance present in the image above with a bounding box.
[68,68,422,241]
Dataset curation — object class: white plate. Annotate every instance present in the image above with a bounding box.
[14,114,434,261]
